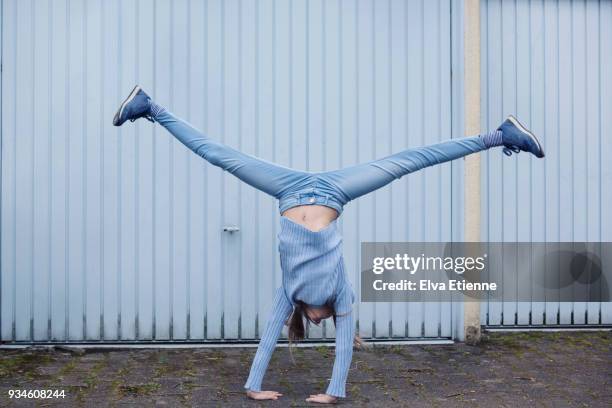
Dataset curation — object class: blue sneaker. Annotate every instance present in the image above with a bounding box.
[497,115,545,158]
[112,85,154,126]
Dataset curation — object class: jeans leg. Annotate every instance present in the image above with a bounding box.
[319,135,487,202]
[153,109,309,199]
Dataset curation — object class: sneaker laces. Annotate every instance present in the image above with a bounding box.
[503,145,521,156]
[130,114,155,123]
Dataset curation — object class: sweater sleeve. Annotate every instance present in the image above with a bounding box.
[325,279,356,398]
[325,310,355,398]
[244,286,293,392]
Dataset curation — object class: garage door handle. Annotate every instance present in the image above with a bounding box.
[223,226,240,233]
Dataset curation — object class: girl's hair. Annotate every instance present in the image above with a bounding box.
[285,300,364,360]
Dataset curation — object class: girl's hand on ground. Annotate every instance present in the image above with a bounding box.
[246,390,283,400]
[305,393,338,404]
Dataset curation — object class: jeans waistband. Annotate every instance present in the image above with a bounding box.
[278,188,344,216]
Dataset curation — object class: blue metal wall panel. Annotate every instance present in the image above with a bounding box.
[1,0,456,342]
[481,0,612,327]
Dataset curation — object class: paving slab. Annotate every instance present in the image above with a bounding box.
[0,331,609,407]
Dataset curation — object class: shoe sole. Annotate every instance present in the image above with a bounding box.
[113,85,141,126]
[507,114,545,158]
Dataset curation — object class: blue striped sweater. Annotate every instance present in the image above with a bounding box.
[244,216,356,398]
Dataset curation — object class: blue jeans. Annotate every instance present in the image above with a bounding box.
[153,109,488,216]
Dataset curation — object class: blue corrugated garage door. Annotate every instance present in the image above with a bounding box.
[480,0,612,328]
[1,0,462,343]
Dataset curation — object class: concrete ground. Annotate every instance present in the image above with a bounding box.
[0,331,609,407]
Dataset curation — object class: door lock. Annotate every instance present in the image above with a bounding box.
[223,226,240,233]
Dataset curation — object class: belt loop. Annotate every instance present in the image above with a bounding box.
[324,195,329,204]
